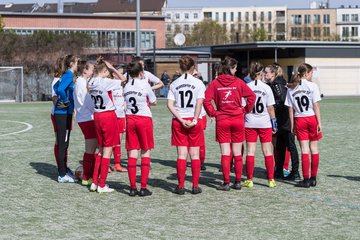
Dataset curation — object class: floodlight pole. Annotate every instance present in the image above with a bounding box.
[21,66,23,103]
[136,0,141,56]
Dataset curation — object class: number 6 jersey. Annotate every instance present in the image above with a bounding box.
[88,77,122,112]
[285,79,321,117]
[123,79,157,117]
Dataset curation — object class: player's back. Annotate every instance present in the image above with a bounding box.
[88,77,121,112]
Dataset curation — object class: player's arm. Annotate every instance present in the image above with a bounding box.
[313,102,322,134]
[267,105,277,134]
[242,82,256,113]
[288,106,295,134]
[148,72,164,90]
[187,97,204,128]
[203,82,218,117]
[56,73,73,107]
[104,60,126,81]
[147,84,157,106]
[167,99,187,127]
[52,96,58,105]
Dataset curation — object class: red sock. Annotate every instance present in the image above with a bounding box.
[113,145,121,165]
[265,155,275,180]
[311,153,320,177]
[246,155,255,180]
[200,146,206,164]
[284,149,290,170]
[302,154,310,179]
[140,157,151,189]
[176,159,187,188]
[127,157,137,189]
[221,155,231,184]
[191,160,201,188]
[92,154,101,185]
[99,157,110,188]
[234,155,243,182]
[54,144,59,168]
[82,152,93,180]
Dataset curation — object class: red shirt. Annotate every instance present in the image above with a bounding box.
[203,74,256,121]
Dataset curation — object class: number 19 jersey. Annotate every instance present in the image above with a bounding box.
[167,73,206,118]
[285,79,321,117]
[245,80,275,128]
[88,77,122,113]
[123,79,156,117]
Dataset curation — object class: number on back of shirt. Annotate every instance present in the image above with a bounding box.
[252,97,264,114]
[295,95,309,112]
[129,97,139,114]
[179,90,194,108]
[91,95,106,109]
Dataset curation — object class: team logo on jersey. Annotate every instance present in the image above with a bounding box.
[223,90,232,100]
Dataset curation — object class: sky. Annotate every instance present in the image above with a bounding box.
[1,0,360,8]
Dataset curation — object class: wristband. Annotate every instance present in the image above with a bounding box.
[192,119,198,125]
[271,118,277,132]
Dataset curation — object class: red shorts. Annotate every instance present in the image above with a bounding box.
[202,116,207,130]
[216,116,245,143]
[245,128,272,143]
[78,120,97,139]
[94,111,119,147]
[171,118,204,147]
[51,114,56,132]
[126,115,154,150]
[295,116,322,141]
[117,118,126,134]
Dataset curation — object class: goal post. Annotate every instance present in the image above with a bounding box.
[0,66,24,103]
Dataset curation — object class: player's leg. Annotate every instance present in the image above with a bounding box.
[243,128,257,188]
[309,140,319,187]
[231,142,243,189]
[260,129,276,188]
[126,116,140,196]
[283,131,300,180]
[114,117,127,172]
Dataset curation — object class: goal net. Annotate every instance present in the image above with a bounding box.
[0,67,24,102]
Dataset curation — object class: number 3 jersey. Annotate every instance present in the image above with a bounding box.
[88,77,122,113]
[123,78,156,117]
[245,80,275,128]
[285,79,321,117]
[167,73,206,118]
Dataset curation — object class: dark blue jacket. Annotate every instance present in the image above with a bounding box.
[53,70,74,115]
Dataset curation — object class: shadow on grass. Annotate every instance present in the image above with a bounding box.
[327,175,360,182]
[106,180,131,195]
[30,162,58,182]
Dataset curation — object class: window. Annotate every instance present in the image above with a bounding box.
[314,27,321,37]
[342,27,349,37]
[184,25,190,31]
[223,12,227,22]
[238,24,242,32]
[342,14,349,22]
[291,27,302,38]
[253,23,257,31]
[323,27,330,37]
[185,13,189,19]
[313,14,320,24]
[166,13,171,19]
[305,27,311,38]
[253,11,257,21]
[204,12,212,19]
[268,11,272,21]
[260,23,264,30]
[245,12,249,21]
[230,24,235,32]
[291,15,302,25]
[268,23,272,33]
[352,27,358,36]
[238,12,241,21]
[166,24,171,31]
[304,15,311,24]
[175,13,180,19]
[230,12,234,22]
[245,24,249,32]
[223,23,227,31]
[194,13,198,19]
[323,14,330,24]
[215,12,219,21]
[351,14,359,22]
[260,12,264,21]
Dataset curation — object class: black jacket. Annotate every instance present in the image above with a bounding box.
[269,77,290,132]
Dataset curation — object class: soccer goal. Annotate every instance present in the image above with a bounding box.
[0,66,24,102]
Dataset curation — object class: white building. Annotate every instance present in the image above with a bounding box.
[337,6,360,41]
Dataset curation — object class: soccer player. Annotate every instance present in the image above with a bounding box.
[243,62,277,189]
[130,56,164,91]
[88,58,125,193]
[124,62,157,197]
[73,61,98,186]
[265,63,300,180]
[167,55,206,195]
[204,56,256,191]
[53,55,79,183]
[285,63,322,188]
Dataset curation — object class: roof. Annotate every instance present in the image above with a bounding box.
[95,0,165,13]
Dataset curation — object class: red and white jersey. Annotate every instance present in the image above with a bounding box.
[245,80,275,128]
[123,78,156,117]
[74,76,94,123]
[168,73,206,118]
[112,86,125,118]
[88,77,122,113]
[285,79,321,117]
[51,77,60,115]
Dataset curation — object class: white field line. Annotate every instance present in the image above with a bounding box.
[0,120,33,137]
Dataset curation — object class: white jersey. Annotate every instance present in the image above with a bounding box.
[245,80,275,128]
[125,70,161,85]
[88,77,122,113]
[51,78,60,115]
[73,76,94,123]
[285,79,321,117]
[112,85,125,118]
[123,78,156,117]
[168,73,206,118]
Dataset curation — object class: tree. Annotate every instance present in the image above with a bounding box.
[186,20,228,46]
[251,28,267,41]
[0,15,5,32]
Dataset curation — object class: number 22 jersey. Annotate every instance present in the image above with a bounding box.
[285,79,321,117]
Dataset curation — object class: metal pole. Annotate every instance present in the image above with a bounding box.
[136,0,141,56]
[152,34,156,76]
[21,66,23,103]
[275,48,278,62]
